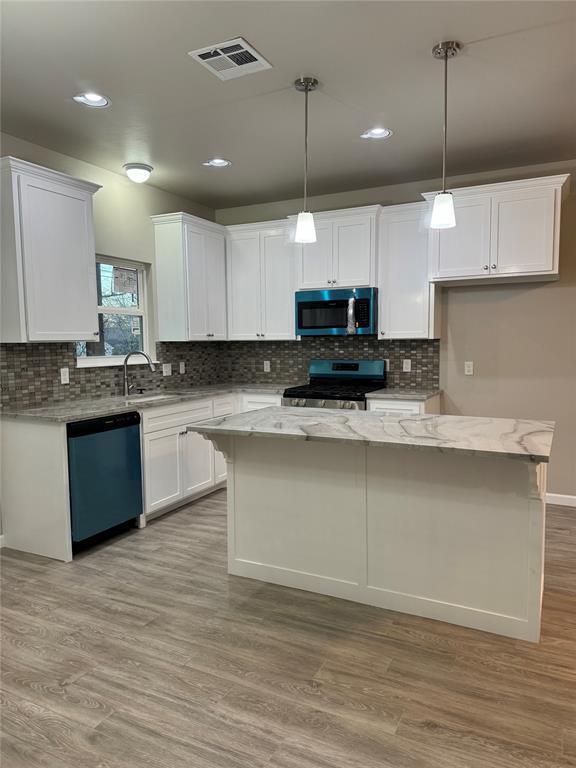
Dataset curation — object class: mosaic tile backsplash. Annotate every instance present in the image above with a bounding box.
[0,338,439,408]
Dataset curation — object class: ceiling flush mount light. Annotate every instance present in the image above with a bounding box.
[73,92,110,108]
[360,127,393,140]
[123,163,153,183]
[202,157,232,168]
[294,76,319,244]
[430,40,462,229]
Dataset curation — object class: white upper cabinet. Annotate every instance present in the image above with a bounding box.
[227,230,262,340]
[1,157,100,343]
[295,207,379,289]
[153,213,227,341]
[425,175,570,283]
[429,196,491,279]
[378,203,440,340]
[227,222,296,341]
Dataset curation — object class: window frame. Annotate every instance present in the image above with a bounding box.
[76,256,154,368]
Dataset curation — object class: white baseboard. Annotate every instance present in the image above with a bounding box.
[547,493,576,508]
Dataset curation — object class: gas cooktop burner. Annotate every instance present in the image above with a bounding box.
[282,358,386,411]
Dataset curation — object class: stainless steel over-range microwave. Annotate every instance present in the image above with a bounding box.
[295,287,378,336]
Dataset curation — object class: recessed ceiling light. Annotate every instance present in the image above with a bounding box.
[73,92,110,108]
[123,163,153,183]
[360,127,393,139]
[202,157,232,168]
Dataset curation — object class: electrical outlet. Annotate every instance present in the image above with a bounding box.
[60,367,69,385]
[464,361,474,376]
[179,361,186,374]
[162,363,172,377]
[402,359,412,373]
[263,360,271,373]
[383,359,390,372]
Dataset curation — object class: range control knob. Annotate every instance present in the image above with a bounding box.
[319,400,326,408]
[299,399,306,407]
[291,399,299,406]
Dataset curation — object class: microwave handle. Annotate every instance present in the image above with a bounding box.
[346,297,356,335]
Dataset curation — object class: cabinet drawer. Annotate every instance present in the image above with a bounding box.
[367,400,422,416]
[142,400,213,433]
[213,396,236,417]
[239,394,282,412]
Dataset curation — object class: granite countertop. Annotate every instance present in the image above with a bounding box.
[190,407,554,462]
[0,384,296,424]
[366,388,440,401]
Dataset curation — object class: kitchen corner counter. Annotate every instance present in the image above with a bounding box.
[191,406,554,463]
[0,384,296,424]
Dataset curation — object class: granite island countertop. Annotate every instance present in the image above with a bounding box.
[0,384,295,424]
[190,406,554,462]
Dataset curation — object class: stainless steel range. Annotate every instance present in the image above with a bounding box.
[282,359,386,411]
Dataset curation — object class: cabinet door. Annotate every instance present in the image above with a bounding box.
[180,428,214,497]
[379,206,431,339]
[298,221,333,289]
[430,196,491,279]
[367,400,422,416]
[143,427,183,515]
[333,216,373,287]
[260,228,296,340]
[18,174,99,341]
[227,232,262,340]
[185,224,209,340]
[205,230,227,339]
[490,187,555,275]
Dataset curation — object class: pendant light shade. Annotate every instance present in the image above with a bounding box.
[295,211,317,243]
[430,192,456,229]
[294,77,318,244]
[430,41,461,230]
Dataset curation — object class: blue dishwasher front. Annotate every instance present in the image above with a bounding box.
[67,412,143,542]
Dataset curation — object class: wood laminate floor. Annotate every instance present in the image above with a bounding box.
[1,491,575,767]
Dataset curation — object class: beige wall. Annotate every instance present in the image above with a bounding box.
[1,132,214,264]
[217,161,576,498]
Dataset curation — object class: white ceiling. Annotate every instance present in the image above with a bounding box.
[2,1,575,208]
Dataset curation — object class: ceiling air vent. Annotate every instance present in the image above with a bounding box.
[188,37,272,81]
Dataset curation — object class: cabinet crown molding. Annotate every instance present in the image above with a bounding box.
[1,156,101,194]
[421,174,571,202]
[287,204,382,221]
[151,211,226,234]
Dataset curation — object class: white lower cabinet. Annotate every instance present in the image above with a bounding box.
[181,427,214,496]
[143,426,184,515]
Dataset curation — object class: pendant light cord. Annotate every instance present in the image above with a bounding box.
[442,50,448,194]
[304,85,309,210]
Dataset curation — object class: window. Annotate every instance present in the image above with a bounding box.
[76,258,150,367]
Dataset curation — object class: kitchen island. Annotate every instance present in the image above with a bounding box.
[191,407,554,641]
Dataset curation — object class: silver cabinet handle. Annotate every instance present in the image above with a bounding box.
[93,332,99,336]
[491,264,497,270]
[380,331,385,336]
[483,265,489,270]
[327,280,332,285]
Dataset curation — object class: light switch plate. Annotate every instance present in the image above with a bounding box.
[162,363,172,377]
[263,361,271,373]
[402,359,412,373]
[179,361,186,374]
[60,367,69,385]
[464,361,474,376]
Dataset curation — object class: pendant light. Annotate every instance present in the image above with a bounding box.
[430,41,461,229]
[294,77,319,243]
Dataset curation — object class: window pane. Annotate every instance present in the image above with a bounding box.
[97,263,139,308]
[76,313,143,358]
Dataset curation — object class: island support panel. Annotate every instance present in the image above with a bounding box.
[217,436,546,642]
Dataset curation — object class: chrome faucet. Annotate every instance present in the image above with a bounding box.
[123,351,156,397]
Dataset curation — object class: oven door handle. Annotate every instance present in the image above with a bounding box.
[346,297,356,335]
